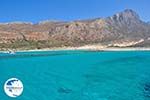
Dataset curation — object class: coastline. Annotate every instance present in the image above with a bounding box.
[1,45,150,53]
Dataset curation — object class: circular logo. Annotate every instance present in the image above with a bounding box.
[4,78,23,98]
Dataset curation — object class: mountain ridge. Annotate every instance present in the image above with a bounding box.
[0,9,150,50]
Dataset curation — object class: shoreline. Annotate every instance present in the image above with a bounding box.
[1,45,150,53]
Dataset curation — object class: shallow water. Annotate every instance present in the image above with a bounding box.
[0,51,150,100]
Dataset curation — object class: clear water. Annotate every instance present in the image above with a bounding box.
[0,51,150,100]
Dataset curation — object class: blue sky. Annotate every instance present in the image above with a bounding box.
[0,0,149,23]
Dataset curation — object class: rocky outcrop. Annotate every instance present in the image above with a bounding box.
[0,31,23,43]
[22,32,49,41]
[0,9,150,49]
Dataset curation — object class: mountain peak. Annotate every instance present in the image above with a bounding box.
[123,9,139,19]
[124,9,135,13]
[109,9,140,22]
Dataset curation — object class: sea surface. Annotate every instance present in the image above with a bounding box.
[0,50,150,100]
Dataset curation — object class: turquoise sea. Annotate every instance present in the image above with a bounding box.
[0,50,150,100]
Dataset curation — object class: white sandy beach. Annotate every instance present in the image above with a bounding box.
[1,45,150,53]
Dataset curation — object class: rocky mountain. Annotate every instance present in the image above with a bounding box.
[0,9,150,50]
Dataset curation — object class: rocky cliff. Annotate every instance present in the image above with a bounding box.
[0,9,150,50]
